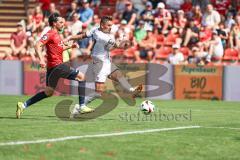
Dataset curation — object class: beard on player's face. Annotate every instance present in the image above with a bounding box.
[54,17,64,31]
[54,23,63,31]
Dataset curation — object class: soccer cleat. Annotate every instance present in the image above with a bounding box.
[70,104,80,119]
[16,102,25,119]
[80,106,95,114]
[132,84,143,99]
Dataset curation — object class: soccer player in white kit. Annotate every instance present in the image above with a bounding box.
[67,16,142,114]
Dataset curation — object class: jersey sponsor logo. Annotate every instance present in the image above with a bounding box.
[41,35,48,41]
[58,41,64,47]
[104,39,115,51]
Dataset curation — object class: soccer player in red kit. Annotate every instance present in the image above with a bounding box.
[16,13,94,119]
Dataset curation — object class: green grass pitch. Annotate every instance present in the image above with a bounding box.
[0,95,240,160]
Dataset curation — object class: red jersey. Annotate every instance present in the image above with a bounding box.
[10,31,27,48]
[33,14,43,25]
[39,0,50,11]
[181,2,192,12]
[200,29,212,42]
[213,0,231,15]
[40,29,64,68]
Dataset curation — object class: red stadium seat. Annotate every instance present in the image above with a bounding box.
[164,34,178,46]
[155,46,173,59]
[179,47,190,58]
[222,48,239,61]
[101,0,108,5]
[108,0,117,5]
[20,56,32,62]
[110,49,124,57]
[100,7,115,17]
[124,47,136,59]
[155,34,164,46]
[62,0,73,3]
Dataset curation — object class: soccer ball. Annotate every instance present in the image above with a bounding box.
[140,100,155,115]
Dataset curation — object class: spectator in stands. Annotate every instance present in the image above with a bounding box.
[134,20,147,43]
[68,12,83,36]
[225,12,235,32]
[33,6,44,31]
[173,10,187,34]
[166,0,184,11]
[49,3,60,15]
[114,0,126,19]
[38,0,50,17]
[90,0,101,7]
[214,0,231,16]
[140,1,155,31]
[122,1,137,26]
[189,45,208,65]
[26,35,37,61]
[188,5,202,27]
[192,0,210,12]
[66,1,79,22]
[154,2,172,34]
[116,20,132,41]
[182,19,200,47]
[227,4,237,17]
[181,0,192,13]
[89,14,100,29]
[229,23,240,49]
[206,30,224,62]
[9,23,27,58]
[79,0,94,26]
[199,26,213,45]
[26,14,36,35]
[235,15,240,27]
[168,44,185,64]
[217,22,228,48]
[131,0,145,14]
[25,15,37,61]
[134,28,157,62]
[201,4,221,29]
[77,26,93,55]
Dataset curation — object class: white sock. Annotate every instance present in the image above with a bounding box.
[129,87,134,92]
[80,104,86,109]
[23,102,27,109]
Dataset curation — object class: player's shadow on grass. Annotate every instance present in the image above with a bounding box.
[0,116,43,120]
[55,94,119,121]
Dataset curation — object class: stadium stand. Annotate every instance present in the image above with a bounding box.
[0,0,240,65]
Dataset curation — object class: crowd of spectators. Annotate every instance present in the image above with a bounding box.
[3,0,240,65]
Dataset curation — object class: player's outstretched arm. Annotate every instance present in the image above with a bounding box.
[66,32,87,41]
[35,41,46,68]
[63,42,79,51]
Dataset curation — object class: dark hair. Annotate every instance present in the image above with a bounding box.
[100,16,113,24]
[48,13,60,26]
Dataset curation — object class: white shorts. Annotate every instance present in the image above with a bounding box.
[92,57,118,83]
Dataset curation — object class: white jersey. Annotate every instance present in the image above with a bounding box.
[86,27,115,61]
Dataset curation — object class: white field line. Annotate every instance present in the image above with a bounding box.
[203,126,240,130]
[0,126,200,146]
